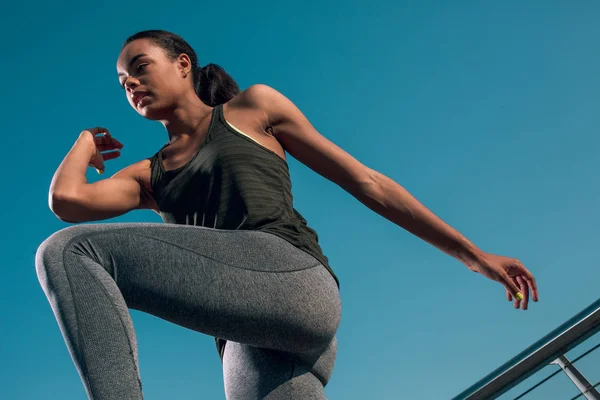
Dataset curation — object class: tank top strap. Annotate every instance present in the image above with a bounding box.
[213,103,225,126]
[148,143,169,195]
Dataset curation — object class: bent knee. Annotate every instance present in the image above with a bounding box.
[35,225,96,289]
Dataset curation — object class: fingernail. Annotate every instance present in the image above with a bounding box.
[96,168,104,174]
[516,292,524,300]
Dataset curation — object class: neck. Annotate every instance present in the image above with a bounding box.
[159,91,213,144]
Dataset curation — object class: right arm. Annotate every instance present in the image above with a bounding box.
[49,130,154,223]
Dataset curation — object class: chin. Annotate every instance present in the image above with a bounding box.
[138,103,166,121]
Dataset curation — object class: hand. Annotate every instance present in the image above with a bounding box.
[466,252,539,310]
[79,127,123,174]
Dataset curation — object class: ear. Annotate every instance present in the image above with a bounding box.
[176,53,193,77]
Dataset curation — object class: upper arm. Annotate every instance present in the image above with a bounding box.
[241,84,375,194]
[51,160,152,223]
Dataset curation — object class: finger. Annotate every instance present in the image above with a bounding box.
[508,276,521,309]
[95,140,122,151]
[93,133,113,145]
[94,137,113,150]
[94,134,111,142]
[521,270,539,302]
[95,135,122,151]
[96,144,118,152]
[112,137,124,148]
[89,158,106,173]
[515,261,539,302]
[96,134,113,151]
[526,276,539,302]
[511,277,518,308]
[102,151,121,161]
[516,275,529,310]
[506,288,513,302]
[85,127,110,136]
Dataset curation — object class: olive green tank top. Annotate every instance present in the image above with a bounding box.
[147,104,339,288]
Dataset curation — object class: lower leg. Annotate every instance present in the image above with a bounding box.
[36,227,144,400]
[35,223,341,399]
[223,338,337,400]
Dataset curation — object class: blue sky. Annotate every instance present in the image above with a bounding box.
[2,1,599,399]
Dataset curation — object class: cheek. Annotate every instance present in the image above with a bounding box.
[158,70,187,94]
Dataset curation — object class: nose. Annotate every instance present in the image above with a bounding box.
[123,77,138,93]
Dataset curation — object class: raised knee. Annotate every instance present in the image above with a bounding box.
[35,226,87,289]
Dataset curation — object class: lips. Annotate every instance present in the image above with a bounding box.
[132,91,149,106]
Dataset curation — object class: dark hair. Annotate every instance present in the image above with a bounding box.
[122,30,240,106]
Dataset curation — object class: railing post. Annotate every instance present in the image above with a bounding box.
[551,355,600,400]
[451,298,600,400]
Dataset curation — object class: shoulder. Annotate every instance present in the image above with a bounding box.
[236,84,280,105]
[229,84,302,126]
[230,84,289,112]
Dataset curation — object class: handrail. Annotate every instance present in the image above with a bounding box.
[452,298,600,400]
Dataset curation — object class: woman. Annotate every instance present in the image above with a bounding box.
[35,30,539,399]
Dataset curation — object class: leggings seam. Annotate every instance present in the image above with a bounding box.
[289,361,296,380]
[290,360,296,399]
[62,238,143,397]
[62,245,93,398]
[57,226,321,396]
[134,232,323,273]
[66,228,323,274]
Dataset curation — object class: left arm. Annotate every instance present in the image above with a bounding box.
[241,84,538,309]
[245,84,481,266]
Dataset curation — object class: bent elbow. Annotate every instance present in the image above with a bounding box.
[49,192,82,223]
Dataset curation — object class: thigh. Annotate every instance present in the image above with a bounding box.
[223,337,337,400]
[39,222,341,353]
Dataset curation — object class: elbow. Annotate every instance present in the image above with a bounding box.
[49,191,82,223]
[354,168,387,209]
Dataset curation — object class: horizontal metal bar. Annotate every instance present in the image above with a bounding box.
[452,297,600,400]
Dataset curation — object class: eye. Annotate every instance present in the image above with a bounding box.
[119,64,148,89]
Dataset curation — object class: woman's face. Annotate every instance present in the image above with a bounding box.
[116,39,192,120]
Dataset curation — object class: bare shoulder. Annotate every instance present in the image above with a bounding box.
[222,85,287,159]
[228,84,284,112]
[226,84,306,135]
[229,84,373,196]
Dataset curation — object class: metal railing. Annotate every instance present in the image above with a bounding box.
[452,298,600,400]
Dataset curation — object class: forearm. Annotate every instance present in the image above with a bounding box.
[356,169,484,267]
[49,133,95,198]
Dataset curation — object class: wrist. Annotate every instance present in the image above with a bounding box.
[76,131,96,153]
[455,240,486,269]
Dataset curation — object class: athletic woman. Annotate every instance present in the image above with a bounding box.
[35,30,539,399]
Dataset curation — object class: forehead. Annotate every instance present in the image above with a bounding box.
[116,39,163,72]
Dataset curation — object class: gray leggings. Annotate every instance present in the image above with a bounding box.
[35,223,341,399]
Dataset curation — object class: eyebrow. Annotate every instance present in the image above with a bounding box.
[117,53,148,77]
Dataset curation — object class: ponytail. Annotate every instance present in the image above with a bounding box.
[195,63,240,106]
